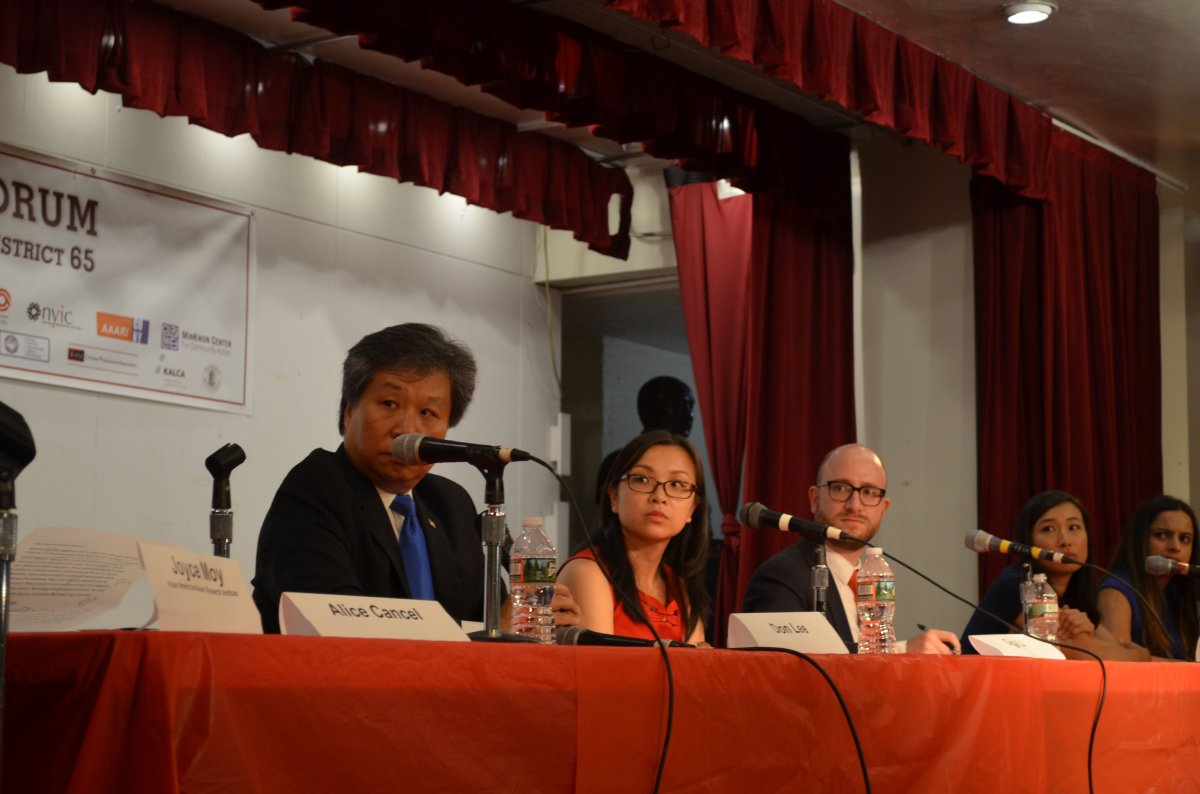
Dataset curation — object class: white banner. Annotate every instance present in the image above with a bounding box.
[0,146,254,413]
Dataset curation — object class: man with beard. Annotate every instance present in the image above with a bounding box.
[742,443,959,654]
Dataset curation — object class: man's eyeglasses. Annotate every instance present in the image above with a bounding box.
[817,481,886,507]
[620,473,697,500]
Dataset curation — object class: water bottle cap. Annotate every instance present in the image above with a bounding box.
[1032,572,1047,582]
[866,547,884,557]
[521,516,544,527]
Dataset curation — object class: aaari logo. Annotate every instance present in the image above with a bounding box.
[0,289,10,313]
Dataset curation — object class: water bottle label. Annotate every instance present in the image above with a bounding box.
[510,556,557,583]
[857,579,895,602]
[1028,602,1058,619]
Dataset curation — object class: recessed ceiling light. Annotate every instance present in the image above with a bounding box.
[1003,1,1056,24]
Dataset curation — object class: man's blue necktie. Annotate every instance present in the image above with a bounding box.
[389,493,436,600]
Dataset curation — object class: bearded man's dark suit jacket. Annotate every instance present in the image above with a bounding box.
[252,445,484,633]
[741,539,857,652]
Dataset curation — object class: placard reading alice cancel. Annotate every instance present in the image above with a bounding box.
[279,592,469,642]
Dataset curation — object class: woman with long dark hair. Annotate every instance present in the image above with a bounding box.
[961,490,1148,660]
[557,430,710,644]
[1098,495,1199,660]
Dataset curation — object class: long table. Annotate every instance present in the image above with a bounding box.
[6,632,1199,792]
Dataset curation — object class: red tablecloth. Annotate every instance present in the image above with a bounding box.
[6,632,1200,792]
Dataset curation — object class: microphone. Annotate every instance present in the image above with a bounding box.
[554,625,693,648]
[205,443,246,559]
[965,529,1081,566]
[392,433,532,467]
[739,502,859,544]
[1146,555,1199,577]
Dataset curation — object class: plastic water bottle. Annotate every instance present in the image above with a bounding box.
[1024,572,1059,641]
[509,517,557,643]
[855,547,896,654]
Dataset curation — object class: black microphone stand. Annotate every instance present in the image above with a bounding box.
[204,443,246,558]
[468,460,536,643]
[0,401,36,787]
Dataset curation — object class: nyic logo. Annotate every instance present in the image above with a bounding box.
[27,301,76,328]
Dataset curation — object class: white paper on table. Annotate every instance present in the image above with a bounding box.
[279,592,469,642]
[10,526,150,631]
[969,633,1067,659]
[137,540,261,634]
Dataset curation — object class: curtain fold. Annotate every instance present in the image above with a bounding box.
[669,180,753,648]
[0,0,633,258]
[739,184,856,615]
[973,129,1161,592]
[250,0,852,196]
[606,0,1055,199]
[670,128,853,644]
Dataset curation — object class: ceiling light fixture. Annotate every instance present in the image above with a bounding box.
[1003,1,1056,24]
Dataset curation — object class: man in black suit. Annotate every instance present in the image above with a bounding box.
[252,323,578,633]
[742,443,959,654]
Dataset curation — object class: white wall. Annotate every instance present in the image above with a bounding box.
[857,134,979,639]
[0,67,565,603]
[1161,193,1193,498]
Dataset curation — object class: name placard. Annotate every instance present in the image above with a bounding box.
[968,633,1066,659]
[727,612,849,654]
[137,541,261,634]
[279,592,469,642]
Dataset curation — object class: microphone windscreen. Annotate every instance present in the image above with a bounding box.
[740,502,764,527]
[392,433,424,465]
[1145,555,1175,576]
[966,529,993,553]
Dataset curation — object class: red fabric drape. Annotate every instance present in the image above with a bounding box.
[251,0,860,197]
[669,181,753,648]
[739,186,857,612]
[0,0,633,258]
[671,133,853,644]
[973,128,1162,591]
[606,0,1054,199]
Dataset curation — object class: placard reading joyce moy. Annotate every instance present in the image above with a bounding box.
[0,145,254,413]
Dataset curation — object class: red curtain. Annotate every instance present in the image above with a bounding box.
[973,128,1161,591]
[738,186,857,616]
[671,135,853,644]
[605,0,1054,199]
[669,180,753,647]
[0,0,633,258]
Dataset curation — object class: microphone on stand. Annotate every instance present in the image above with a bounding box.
[1146,555,1200,577]
[0,400,36,785]
[392,433,532,467]
[205,443,246,559]
[739,502,861,545]
[964,529,1081,565]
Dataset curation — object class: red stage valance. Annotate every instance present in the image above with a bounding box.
[0,0,633,258]
[251,0,850,199]
[605,0,1055,199]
